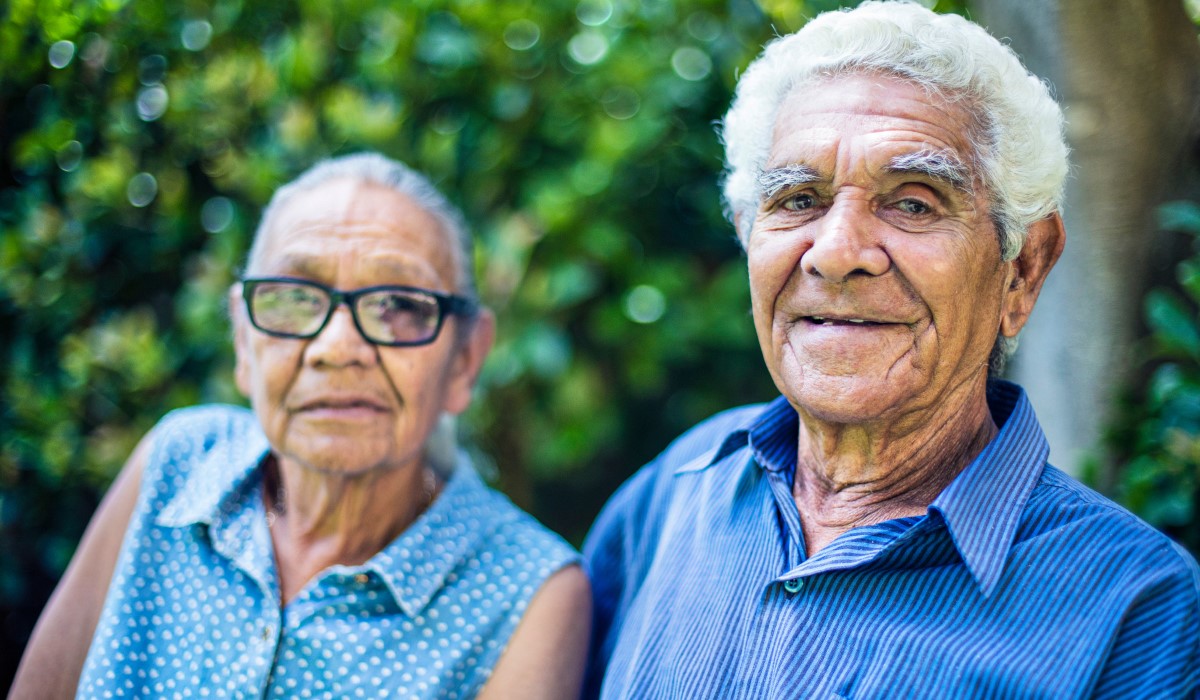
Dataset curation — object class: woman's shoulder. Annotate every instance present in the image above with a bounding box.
[446,462,580,576]
[151,403,259,447]
[137,404,267,506]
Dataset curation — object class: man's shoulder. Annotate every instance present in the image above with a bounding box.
[1025,465,1200,586]
[610,402,766,500]
[583,402,767,557]
[657,402,769,465]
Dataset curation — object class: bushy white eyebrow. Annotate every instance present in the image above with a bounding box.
[887,150,971,191]
[756,165,820,201]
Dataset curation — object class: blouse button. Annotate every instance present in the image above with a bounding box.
[783,578,804,594]
[354,573,370,584]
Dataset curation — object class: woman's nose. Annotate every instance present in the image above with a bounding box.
[305,303,377,367]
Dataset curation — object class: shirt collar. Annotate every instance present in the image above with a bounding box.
[929,380,1048,596]
[366,454,495,617]
[711,381,1048,596]
[155,422,270,530]
[156,426,500,618]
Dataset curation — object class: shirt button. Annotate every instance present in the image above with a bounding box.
[354,573,370,584]
[261,625,273,641]
[783,578,804,594]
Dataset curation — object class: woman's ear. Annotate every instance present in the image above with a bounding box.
[443,308,496,416]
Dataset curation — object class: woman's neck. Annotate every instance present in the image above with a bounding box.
[264,455,440,603]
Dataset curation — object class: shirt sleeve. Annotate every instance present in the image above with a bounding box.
[581,464,659,700]
[1091,544,1200,698]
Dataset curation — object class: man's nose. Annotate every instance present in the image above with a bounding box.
[305,303,377,367]
[800,198,890,282]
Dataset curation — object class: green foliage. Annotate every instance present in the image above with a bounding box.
[0,0,968,685]
[1099,201,1200,552]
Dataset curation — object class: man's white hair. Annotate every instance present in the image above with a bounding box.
[721,0,1068,263]
[246,152,475,296]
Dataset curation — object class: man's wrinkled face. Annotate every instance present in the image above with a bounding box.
[748,73,1018,429]
[232,178,484,476]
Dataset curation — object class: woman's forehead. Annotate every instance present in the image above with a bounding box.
[268,178,442,234]
[254,179,460,287]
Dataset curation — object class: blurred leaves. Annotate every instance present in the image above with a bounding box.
[1098,200,1200,552]
[0,0,970,685]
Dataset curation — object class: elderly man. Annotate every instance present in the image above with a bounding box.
[584,3,1199,698]
[13,153,590,698]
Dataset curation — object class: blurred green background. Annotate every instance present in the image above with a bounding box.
[3,0,1198,690]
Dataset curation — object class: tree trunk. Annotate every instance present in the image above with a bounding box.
[971,0,1200,484]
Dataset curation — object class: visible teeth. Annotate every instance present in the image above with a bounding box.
[809,316,870,325]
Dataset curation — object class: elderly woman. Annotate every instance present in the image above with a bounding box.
[13,153,590,699]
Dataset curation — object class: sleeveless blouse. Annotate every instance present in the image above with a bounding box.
[77,405,579,699]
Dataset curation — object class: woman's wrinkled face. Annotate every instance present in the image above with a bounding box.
[232,178,487,477]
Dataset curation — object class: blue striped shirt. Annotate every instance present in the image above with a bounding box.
[583,381,1200,698]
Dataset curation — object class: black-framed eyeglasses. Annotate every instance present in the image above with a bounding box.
[241,277,478,347]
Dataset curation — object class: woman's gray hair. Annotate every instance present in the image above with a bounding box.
[720,0,1069,263]
[246,152,476,296]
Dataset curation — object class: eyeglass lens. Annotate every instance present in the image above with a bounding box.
[248,280,443,345]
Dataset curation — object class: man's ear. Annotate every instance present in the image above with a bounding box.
[230,283,253,398]
[443,308,496,416]
[1000,212,1066,338]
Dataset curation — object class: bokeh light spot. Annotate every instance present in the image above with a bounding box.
[48,40,76,69]
[624,285,666,324]
[567,30,608,65]
[686,12,721,42]
[503,19,540,51]
[137,86,169,121]
[576,0,614,27]
[602,86,640,120]
[181,20,213,51]
[138,54,167,86]
[671,46,712,81]
[201,197,234,233]
[127,173,158,208]
[56,141,83,172]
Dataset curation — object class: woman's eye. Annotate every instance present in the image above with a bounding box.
[782,193,816,211]
[896,199,931,215]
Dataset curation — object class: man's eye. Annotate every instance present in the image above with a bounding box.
[782,193,816,211]
[896,199,931,215]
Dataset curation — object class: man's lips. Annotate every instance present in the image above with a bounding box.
[799,315,906,327]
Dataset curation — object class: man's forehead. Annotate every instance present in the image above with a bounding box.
[767,74,978,169]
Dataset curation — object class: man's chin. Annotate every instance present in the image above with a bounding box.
[785,375,914,427]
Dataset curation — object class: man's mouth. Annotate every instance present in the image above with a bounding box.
[804,316,887,326]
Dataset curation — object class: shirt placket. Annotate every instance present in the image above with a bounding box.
[209,486,285,697]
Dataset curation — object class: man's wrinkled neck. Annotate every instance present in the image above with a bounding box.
[790,374,998,556]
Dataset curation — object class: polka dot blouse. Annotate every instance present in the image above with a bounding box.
[76,405,579,699]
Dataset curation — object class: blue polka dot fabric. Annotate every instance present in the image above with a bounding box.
[76,405,579,698]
